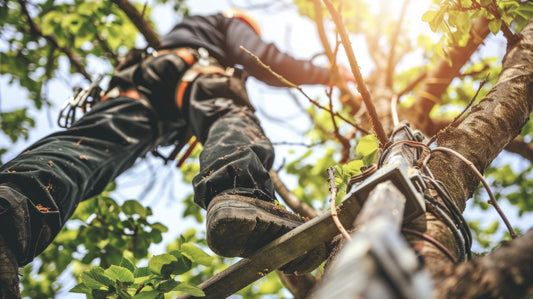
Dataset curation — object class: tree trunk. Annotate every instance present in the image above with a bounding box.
[325,16,533,299]
[435,228,533,299]
[423,17,533,298]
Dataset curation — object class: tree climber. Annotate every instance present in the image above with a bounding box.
[0,8,354,297]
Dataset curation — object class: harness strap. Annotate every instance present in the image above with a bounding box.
[156,48,196,66]
[173,65,226,167]
[101,47,228,166]
[100,89,142,102]
[175,66,226,109]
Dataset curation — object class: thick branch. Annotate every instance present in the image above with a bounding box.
[435,228,533,299]
[18,0,91,80]
[269,170,317,219]
[411,19,533,298]
[111,0,161,48]
[505,136,533,163]
[405,17,490,135]
[429,18,533,209]
[277,271,316,299]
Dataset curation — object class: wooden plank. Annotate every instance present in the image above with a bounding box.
[176,193,364,299]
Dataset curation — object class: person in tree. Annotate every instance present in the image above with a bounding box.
[0,8,353,297]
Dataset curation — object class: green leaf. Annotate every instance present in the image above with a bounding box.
[356,134,378,159]
[86,266,115,287]
[122,200,147,217]
[151,222,168,233]
[134,267,152,278]
[421,10,444,32]
[489,19,502,35]
[342,160,364,178]
[69,283,92,294]
[81,271,105,290]
[92,289,111,299]
[173,282,205,296]
[118,289,133,299]
[163,251,192,276]
[148,254,177,275]
[157,279,180,292]
[460,0,472,7]
[180,243,213,266]
[480,0,492,7]
[120,257,136,273]
[105,265,134,284]
[78,1,99,16]
[132,291,159,299]
[42,11,63,36]
[61,14,83,34]
[0,109,36,142]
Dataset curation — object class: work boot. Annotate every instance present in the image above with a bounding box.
[206,193,328,273]
[0,234,20,299]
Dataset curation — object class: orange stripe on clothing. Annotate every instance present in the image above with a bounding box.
[176,81,190,109]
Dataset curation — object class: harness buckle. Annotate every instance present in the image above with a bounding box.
[58,75,104,128]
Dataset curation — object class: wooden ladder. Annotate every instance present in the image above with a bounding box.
[176,189,364,299]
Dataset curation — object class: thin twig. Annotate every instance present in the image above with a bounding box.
[386,0,410,88]
[475,0,517,42]
[240,46,369,134]
[269,169,318,219]
[397,71,427,98]
[18,0,91,80]
[427,74,489,146]
[426,147,517,239]
[111,0,161,48]
[327,166,351,240]
[322,0,389,149]
[327,88,351,163]
[95,34,119,65]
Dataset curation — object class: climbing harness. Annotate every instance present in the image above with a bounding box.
[58,47,235,168]
[58,74,104,128]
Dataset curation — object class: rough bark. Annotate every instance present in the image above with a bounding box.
[435,228,533,299]
[430,18,533,208]
[423,17,533,298]
[323,11,533,298]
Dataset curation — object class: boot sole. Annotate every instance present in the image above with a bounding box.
[206,194,304,257]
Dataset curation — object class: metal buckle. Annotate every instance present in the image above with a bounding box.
[58,75,104,128]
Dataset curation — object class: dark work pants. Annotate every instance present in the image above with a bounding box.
[0,70,276,265]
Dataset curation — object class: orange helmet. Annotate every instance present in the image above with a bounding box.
[223,8,262,36]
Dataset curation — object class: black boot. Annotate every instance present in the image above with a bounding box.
[206,193,305,258]
[0,234,20,299]
[206,193,328,274]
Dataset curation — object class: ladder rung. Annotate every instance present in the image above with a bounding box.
[176,193,364,299]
